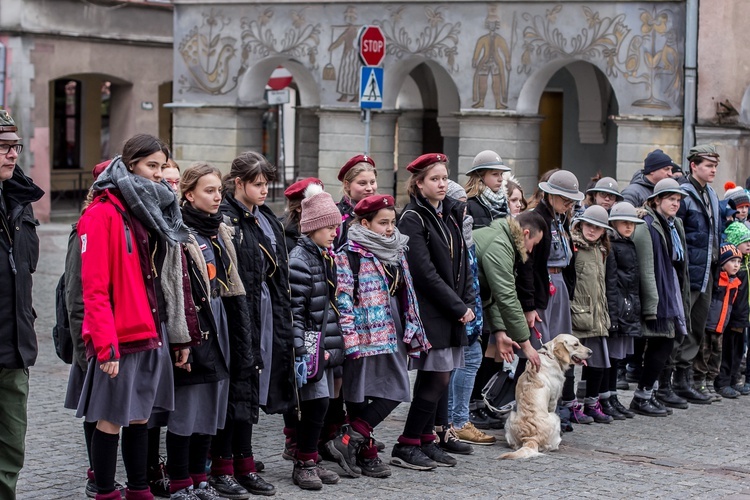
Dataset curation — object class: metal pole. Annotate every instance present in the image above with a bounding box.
[682,0,698,168]
[363,109,371,155]
[278,103,286,192]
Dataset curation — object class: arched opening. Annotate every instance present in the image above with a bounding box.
[49,73,132,217]
[391,58,461,201]
[519,60,619,184]
[237,58,321,194]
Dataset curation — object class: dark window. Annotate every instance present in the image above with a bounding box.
[52,79,81,170]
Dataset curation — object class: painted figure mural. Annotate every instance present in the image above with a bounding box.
[471,6,512,109]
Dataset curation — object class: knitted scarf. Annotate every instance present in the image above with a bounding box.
[666,217,685,262]
[347,223,409,266]
[480,186,508,219]
[94,156,192,344]
[93,156,189,245]
[181,204,223,238]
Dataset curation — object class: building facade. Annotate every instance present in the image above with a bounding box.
[0,0,173,221]
[172,0,690,200]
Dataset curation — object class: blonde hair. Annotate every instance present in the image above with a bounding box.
[407,163,448,197]
[180,162,222,204]
[342,162,377,197]
[464,173,486,198]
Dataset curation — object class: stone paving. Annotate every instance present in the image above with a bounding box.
[15,224,750,499]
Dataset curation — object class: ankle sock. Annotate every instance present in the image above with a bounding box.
[397,435,420,447]
[121,423,149,491]
[599,391,611,400]
[191,473,208,488]
[91,428,120,494]
[170,477,193,494]
[296,450,317,462]
[234,455,256,475]
[635,387,653,399]
[210,457,233,476]
[350,418,371,439]
[420,433,436,445]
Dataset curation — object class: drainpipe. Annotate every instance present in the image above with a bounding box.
[682,0,699,167]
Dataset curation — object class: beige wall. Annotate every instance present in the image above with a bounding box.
[697,2,750,124]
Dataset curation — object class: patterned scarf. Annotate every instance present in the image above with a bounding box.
[480,186,508,219]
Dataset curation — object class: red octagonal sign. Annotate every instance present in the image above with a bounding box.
[359,25,386,67]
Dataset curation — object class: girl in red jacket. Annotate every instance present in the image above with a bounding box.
[76,134,198,500]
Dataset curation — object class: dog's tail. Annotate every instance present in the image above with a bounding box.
[498,443,541,460]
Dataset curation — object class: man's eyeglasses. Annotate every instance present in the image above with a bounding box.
[0,144,23,156]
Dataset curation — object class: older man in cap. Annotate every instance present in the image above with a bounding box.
[0,109,44,498]
[670,144,721,404]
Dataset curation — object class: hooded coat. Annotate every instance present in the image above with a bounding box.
[472,217,530,343]
[621,170,655,208]
[570,230,610,339]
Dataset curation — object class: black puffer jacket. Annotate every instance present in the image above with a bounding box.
[0,166,43,369]
[289,236,344,368]
[399,194,473,349]
[516,198,576,311]
[606,232,641,337]
[467,196,494,229]
[222,194,296,418]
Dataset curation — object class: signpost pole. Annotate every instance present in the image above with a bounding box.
[363,108,371,156]
[278,103,285,188]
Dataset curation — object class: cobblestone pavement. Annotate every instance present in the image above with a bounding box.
[16,224,750,499]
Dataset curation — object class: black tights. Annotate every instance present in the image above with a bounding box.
[583,366,604,399]
[211,417,253,459]
[166,432,211,481]
[297,398,329,455]
[607,357,621,393]
[402,370,451,439]
[562,367,576,402]
[639,337,675,390]
[346,398,400,430]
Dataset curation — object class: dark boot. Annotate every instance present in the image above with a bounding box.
[292,460,322,490]
[649,394,672,415]
[673,367,712,404]
[324,424,363,478]
[609,395,635,419]
[629,395,667,417]
[598,397,626,420]
[655,369,689,409]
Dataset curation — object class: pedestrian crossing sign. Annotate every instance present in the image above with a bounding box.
[360,66,384,109]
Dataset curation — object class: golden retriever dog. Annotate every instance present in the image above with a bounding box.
[499,334,592,459]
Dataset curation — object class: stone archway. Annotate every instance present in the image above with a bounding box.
[517,59,619,184]
[237,56,320,107]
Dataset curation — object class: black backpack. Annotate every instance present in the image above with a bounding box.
[52,273,73,364]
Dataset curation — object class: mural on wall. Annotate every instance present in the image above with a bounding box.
[471,6,515,109]
[178,9,240,95]
[517,4,681,110]
[374,6,461,73]
[240,8,321,68]
[173,2,685,114]
[325,6,362,102]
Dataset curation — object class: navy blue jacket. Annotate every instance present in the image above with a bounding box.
[677,177,720,292]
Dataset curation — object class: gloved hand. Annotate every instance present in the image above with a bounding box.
[294,357,308,388]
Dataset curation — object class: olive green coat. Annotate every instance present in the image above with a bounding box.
[570,231,610,339]
[472,217,530,343]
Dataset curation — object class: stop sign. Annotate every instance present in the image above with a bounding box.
[267,66,293,91]
[359,26,386,66]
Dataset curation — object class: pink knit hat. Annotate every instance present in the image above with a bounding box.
[300,184,342,233]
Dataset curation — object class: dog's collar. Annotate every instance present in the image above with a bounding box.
[538,346,555,359]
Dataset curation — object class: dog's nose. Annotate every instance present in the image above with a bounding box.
[586,348,593,355]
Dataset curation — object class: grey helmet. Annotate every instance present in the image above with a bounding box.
[539,170,585,202]
[587,176,623,200]
[647,178,686,200]
[573,204,610,229]
[466,150,511,175]
[608,201,644,224]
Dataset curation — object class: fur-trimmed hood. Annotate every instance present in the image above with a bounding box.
[501,172,521,200]
[571,227,608,255]
[507,216,529,263]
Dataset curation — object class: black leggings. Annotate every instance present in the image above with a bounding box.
[166,432,211,481]
[402,370,451,439]
[346,398,400,430]
[211,417,253,459]
[638,337,675,390]
[297,397,329,455]
[607,358,621,392]
[562,367,576,402]
[583,366,604,399]
[471,333,502,401]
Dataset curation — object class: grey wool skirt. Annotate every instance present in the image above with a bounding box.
[76,330,175,427]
